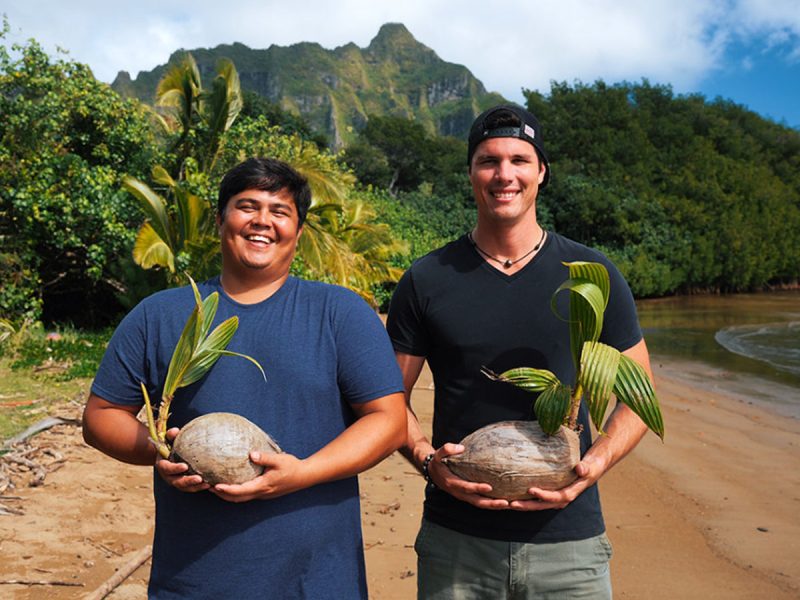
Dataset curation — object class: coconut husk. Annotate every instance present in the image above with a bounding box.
[443,420,580,500]
[171,412,281,485]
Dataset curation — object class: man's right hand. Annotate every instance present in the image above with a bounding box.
[428,443,510,510]
[154,427,210,493]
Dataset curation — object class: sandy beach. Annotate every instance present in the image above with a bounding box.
[362,361,800,600]
[0,358,798,599]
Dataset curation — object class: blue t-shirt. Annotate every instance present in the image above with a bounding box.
[92,276,403,599]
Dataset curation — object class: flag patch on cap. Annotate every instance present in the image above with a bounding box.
[524,124,536,139]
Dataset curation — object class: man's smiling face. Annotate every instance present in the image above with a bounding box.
[217,187,302,278]
[469,136,547,226]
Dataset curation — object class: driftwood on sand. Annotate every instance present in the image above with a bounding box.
[3,416,81,447]
[0,579,84,587]
[83,545,153,600]
[0,415,80,499]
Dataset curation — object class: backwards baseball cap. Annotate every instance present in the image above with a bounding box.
[467,104,550,188]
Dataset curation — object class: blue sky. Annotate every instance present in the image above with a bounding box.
[697,34,799,126]
[2,0,799,128]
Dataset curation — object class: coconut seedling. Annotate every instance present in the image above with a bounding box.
[141,276,280,485]
[445,261,665,499]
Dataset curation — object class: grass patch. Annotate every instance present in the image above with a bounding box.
[0,325,111,442]
[10,330,110,380]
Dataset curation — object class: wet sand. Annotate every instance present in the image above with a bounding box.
[362,361,800,599]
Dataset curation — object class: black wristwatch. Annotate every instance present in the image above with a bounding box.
[422,452,437,489]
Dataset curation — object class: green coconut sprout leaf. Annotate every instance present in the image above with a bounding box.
[552,276,606,369]
[196,286,219,347]
[140,383,169,457]
[534,383,572,435]
[209,349,266,380]
[579,341,621,434]
[568,261,610,303]
[484,260,664,441]
[614,354,665,440]
[482,366,560,392]
[142,274,266,457]
[180,317,240,387]
[162,300,201,400]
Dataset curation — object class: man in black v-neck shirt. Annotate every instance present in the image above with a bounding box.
[387,104,654,599]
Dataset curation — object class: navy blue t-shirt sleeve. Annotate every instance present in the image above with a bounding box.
[386,266,429,357]
[334,292,404,404]
[91,300,151,406]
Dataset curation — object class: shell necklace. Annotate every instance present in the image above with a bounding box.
[468,229,546,269]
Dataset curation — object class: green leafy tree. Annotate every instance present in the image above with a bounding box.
[525,79,800,295]
[0,26,159,324]
[125,162,220,284]
[241,90,329,149]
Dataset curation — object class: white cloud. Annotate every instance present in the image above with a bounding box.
[1,0,797,100]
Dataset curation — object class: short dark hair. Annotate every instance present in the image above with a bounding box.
[217,157,312,226]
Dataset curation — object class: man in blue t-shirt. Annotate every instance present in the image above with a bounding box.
[83,157,406,599]
[387,104,656,599]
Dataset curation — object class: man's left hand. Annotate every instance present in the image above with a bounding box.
[210,451,309,503]
[508,452,606,511]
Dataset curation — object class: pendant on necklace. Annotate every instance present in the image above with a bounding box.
[503,259,513,268]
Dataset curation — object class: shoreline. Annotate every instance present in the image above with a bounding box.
[361,358,800,599]
[652,356,800,420]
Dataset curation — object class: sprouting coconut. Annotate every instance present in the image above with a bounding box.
[444,421,580,499]
[140,276,277,485]
[444,261,665,499]
[172,413,281,485]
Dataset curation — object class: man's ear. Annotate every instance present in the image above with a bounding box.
[538,162,547,185]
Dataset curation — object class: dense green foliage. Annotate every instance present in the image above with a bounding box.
[365,79,800,297]
[241,90,329,149]
[526,80,800,294]
[342,115,469,196]
[368,189,475,267]
[0,31,161,325]
[2,25,798,328]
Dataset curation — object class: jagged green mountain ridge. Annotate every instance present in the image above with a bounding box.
[111,23,505,148]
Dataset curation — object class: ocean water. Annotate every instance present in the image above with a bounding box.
[636,291,800,418]
[715,321,800,377]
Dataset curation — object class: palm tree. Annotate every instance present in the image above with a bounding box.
[125,163,219,284]
[322,199,407,306]
[156,53,242,176]
[131,59,406,301]
[127,53,242,281]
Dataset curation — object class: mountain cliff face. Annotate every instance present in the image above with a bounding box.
[111,23,506,147]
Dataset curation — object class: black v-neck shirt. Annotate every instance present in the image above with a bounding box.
[387,232,642,543]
